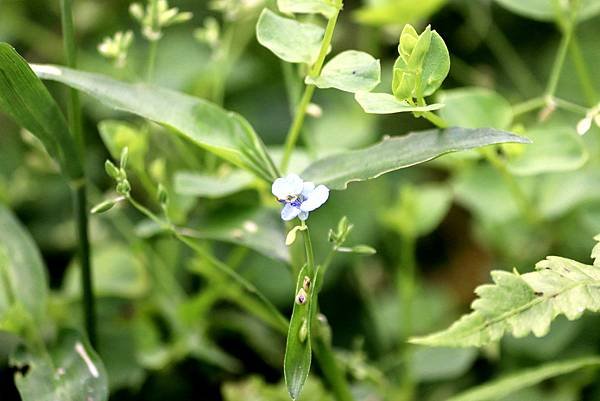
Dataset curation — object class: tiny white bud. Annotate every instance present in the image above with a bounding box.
[577,117,592,136]
[129,3,144,21]
[306,103,322,118]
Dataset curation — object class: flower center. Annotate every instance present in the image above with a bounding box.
[278,193,305,207]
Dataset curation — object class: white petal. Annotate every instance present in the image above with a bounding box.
[300,185,329,212]
[577,117,592,136]
[272,174,303,199]
[301,181,315,197]
[281,204,301,221]
[298,211,309,221]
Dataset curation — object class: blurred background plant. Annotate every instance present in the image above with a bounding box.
[1,0,600,400]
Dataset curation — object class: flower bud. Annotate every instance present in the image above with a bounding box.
[303,276,311,292]
[91,199,116,214]
[105,160,120,179]
[120,147,129,169]
[298,319,308,343]
[295,288,308,305]
[157,184,168,206]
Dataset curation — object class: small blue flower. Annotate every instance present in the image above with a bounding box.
[272,174,329,221]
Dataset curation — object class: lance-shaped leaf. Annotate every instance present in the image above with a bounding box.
[0,43,82,180]
[11,329,109,401]
[306,50,380,93]
[256,9,325,65]
[30,64,278,182]
[411,236,600,347]
[278,0,338,18]
[284,265,321,400]
[446,357,600,401]
[302,127,530,190]
[0,205,47,326]
[354,91,444,114]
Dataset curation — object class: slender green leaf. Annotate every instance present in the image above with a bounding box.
[278,0,338,18]
[256,9,325,65]
[354,91,444,114]
[494,0,600,22]
[30,64,278,182]
[11,329,109,401]
[411,235,600,347]
[302,128,530,190]
[446,357,600,401]
[506,127,588,176]
[0,43,82,180]
[174,169,255,199]
[306,50,380,93]
[0,204,47,325]
[284,265,321,400]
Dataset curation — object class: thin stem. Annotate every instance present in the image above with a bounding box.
[553,97,589,115]
[568,35,597,106]
[312,335,355,401]
[146,39,158,82]
[545,24,574,98]
[302,222,315,276]
[280,0,343,172]
[61,0,96,347]
[512,96,546,117]
[421,111,448,128]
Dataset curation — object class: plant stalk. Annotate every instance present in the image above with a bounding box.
[60,0,97,346]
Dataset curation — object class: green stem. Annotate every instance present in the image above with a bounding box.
[61,0,96,347]
[302,222,315,276]
[512,96,546,117]
[553,97,588,115]
[421,111,448,128]
[146,39,158,82]
[313,334,355,401]
[280,0,343,173]
[545,24,574,98]
[568,35,597,106]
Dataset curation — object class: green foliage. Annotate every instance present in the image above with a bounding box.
[438,88,514,129]
[392,25,450,101]
[354,0,447,26]
[302,128,530,190]
[98,120,148,172]
[11,330,109,401]
[306,50,381,93]
[446,357,600,401]
[354,91,444,114]
[0,43,82,180]
[277,0,339,18]
[174,169,255,198]
[494,0,600,22]
[31,64,278,182]
[411,235,600,347]
[256,9,325,65]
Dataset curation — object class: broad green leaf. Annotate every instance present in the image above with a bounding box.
[30,64,278,182]
[506,127,588,176]
[354,0,447,26]
[302,128,530,190]
[0,43,82,180]
[63,244,150,299]
[446,357,600,401]
[411,236,600,347]
[284,265,321,400]
[494,0,600,22]
[410,347,478,382]
[98,120,148,172]
[278,0,338,18]
[437,88,513,129]
[354,91,444,114]
[256,9,325,65]
[306,50,380,93]
[393,28,450,100]
[537,170,600,218]
[0,204,47,325]
[381,183,452,238]
[174,169,255,198]
[11,329,109,401]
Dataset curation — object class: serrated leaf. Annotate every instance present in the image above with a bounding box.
[11,329,108,401]
[30,64,278,182]
[302,128,530,190]
[284,265,321,400]
[0,43,82,180]
[494,0,600,22]
[278,0,338,18]
[354,91,444,114]
[411,237,600,347]
[446,357,600,401]
[306,50,380,93]
[506,127,588,176]
[256,9,324,65]
[0,205,47,325]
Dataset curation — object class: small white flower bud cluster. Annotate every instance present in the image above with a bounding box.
[194,17,221,50]
[97,31,133,68]
[130,0,193,42]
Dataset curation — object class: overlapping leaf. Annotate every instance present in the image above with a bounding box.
[30,64,278,182]
[411,236,600,347]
